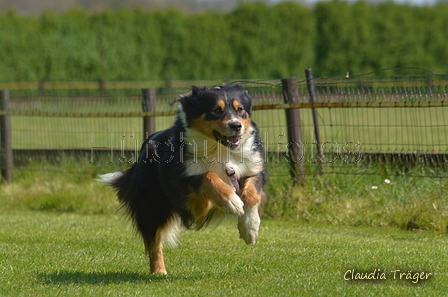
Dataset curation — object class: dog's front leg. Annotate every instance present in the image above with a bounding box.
[238,176,265,244]
[187,172,244,226]
[201,172,245,216]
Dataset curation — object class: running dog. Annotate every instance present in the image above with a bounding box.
[98,84,267,274]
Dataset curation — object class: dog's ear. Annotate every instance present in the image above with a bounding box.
[234,84,246,92]
[178,85,207,103]
[177,91,192,105]
[191,86,201,96]
[191,85,209,97]
[233,84,249,94]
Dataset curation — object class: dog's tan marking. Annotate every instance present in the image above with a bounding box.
[241,115,252,133]
[186,192,213,228]
[144,215,182,274]
[240,175,262,208]
[187,171,243,228]
[148,242,166,274]
[232,100,241,111]
[203,171,235,201]
[216,99,225,111]
[190,114,230,141]
[142,232,166,275]
[232,100,252,133]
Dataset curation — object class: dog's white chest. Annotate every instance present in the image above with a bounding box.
[184,142,262,187]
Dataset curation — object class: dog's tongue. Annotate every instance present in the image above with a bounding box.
[227,136,240,145]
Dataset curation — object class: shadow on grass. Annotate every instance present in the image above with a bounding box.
[37,271,199,285]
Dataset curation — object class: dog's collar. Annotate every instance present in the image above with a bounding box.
[225,167,240,193]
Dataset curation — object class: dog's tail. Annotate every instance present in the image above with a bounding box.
[96,171,124,186]
[96,167,135,205]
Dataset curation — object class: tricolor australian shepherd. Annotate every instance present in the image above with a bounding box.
[98,84,267,274]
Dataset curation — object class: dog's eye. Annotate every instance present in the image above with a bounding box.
[213,107,223,114]
[237,106,244,113]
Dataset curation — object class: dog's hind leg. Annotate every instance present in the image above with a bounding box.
[146,239,166,275]
[142,229,167,275]
[143,215,182,274]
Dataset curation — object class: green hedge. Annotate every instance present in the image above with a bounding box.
[315,1,448,76]
[0,1,447,81]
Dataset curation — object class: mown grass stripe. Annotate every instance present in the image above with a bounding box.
[0,211,447,296]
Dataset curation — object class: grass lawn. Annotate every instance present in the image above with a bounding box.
[1,210,447,296]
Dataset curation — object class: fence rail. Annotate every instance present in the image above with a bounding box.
[1,71,448,182]
[0,79,231,92]
[1,100,448,118]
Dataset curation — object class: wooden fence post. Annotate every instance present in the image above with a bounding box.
[39,79,46,96]
[1,89,13,182]
[142,88,156,141]
[281,77,305,182]
[99,78,107,96]
[305,68,323,166]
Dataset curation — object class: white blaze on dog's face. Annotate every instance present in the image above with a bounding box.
[179,84,254,149]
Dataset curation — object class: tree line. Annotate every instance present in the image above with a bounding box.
[0,1,447,82]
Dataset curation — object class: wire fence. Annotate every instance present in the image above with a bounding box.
[1,71,448,181]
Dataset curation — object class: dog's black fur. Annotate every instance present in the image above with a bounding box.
[99,84,267,274]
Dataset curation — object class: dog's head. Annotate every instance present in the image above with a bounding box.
[178,84,254,149]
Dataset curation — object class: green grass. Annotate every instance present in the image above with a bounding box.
[1,163,448,295]
[1,210,447,296]
[266,173,448,232]
[0,163,121,214]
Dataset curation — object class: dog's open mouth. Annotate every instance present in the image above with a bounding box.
[213,131,241,148]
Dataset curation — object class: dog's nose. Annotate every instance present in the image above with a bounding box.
[228,121,242,132]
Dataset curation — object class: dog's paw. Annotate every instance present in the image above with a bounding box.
[238,206,260,244]
[226,193,245,216]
